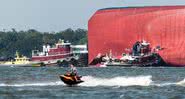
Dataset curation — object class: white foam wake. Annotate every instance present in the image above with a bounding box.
[153,82,176,87]
[79,75,152,87]
[0,81,64,87]
[155,78,185,87]
[1,76,184,87]
[176,78,185,86]
[152,78,185,87]
[0,76,152,87]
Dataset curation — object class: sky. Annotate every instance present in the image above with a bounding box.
[0,0,185,32]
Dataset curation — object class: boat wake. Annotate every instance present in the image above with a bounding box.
[0,76,184,87]
[176,78,185,86]
[79,75,152,87]
[0,81,64,87]
[80,76,185,87]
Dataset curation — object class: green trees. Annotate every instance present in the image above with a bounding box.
[0,28,87,58]
[55,28,87,44]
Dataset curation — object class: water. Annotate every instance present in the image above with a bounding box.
[0,66,185,99]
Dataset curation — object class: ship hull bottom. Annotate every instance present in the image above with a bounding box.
[32,56,77,66]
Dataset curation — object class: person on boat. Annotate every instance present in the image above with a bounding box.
[69,64,80,81]
[65,71,71,76]
[70,64,77,75]
[132,41,141,56]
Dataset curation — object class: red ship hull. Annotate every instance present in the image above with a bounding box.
[32,54,73,61]
[88,6,185,66]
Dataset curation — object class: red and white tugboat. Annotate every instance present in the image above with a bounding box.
[90,40,166,67]
[31,39,74,66]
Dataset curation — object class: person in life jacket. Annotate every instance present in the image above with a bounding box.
[70,64,79,81]
[70,64,77,75]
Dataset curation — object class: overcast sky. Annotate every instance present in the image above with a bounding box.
[0,0,185,32]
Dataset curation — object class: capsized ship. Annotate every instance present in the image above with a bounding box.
[31,39,74,66]
[88,6,185,66]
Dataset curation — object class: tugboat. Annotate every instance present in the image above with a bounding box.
[31,39,75,66]
[90,40,165,67]
[114,40,164,67]
[0,51,33,66]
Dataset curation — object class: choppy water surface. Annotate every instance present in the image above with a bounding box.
[0,66,185,99]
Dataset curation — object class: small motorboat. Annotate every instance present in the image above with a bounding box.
[59,73,84,86]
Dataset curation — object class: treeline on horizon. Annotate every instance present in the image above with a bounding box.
[0,28,87,58]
